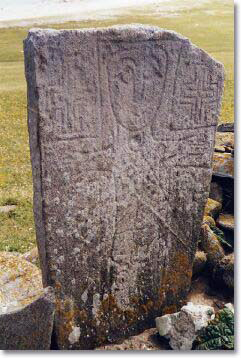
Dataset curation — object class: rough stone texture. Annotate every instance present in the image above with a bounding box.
[200,224,225,267]
[209,181,223,204]
[0,252,43,314]
[217,213,234,231]
[192,251,207,276]
[213,253,234,290]
[213,152,234,178]
[24,25,224,349]
[215,132,234,149]
[217,123,234,133]
[0,252,55,350]
[155,302,214,350]
[204,198,222,218]
[202,215,216,228]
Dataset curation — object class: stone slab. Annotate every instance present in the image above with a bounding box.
[24,25,224,349]
[0,252,55,350]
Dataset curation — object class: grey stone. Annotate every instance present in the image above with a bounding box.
[0,205,17,213]
[24,25,224,349]
[213,253,234,290]
[217,123,234,132]
[0,252,55,350]
[155,302,214,350]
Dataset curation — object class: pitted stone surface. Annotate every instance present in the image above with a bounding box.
[24,25,224,349]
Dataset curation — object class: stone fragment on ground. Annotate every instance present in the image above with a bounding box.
[213,152,234,178]
[216,213,234,232]
[217,123,234,133]
[213,253,234,290]
[0,252,55,349]
[24,24,224,349]
[0,205,17,214]
[155,302,214,350]
[204,198,222,218]
[215,132,234,149]
[0,252,43,314]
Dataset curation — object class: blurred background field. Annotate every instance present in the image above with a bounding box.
[0,0,234,253]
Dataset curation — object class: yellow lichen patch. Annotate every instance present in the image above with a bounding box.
[215,132,234,148]
[200,224,224,266]
[0,251,43,314]
[157,252,193,312]
[204,198,222,218]
[213,152,234,177]
[55,296,81,348]
[202,215,216,227]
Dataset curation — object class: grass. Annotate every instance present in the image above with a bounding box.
[0,0,234,253]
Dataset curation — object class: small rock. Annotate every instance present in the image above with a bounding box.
[22,246,39,266]
[213,253,234,290]
[0,252,55,349]
[200,224,224,267]
[213,152,234,178]
[202,215,216,228]
[0,205,17,213]
[193,251,207,276]
[0,287,55,350]
[215,132,234,149]
[155,302,214,350]
[0,252,43,314]
[214,146,225,153]
[217,123,234,133]
[216,214,234,231]
[224,303,234,313]
[204,198,222,218]
[209,182,223,204]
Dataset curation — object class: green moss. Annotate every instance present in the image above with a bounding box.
[193,307,234,350]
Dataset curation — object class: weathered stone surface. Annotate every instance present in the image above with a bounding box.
[217,123,234,133]
[213,253,234,290]
[202,215,216,228]
[213,152,234,178]
[0,252,43,314]
[192,251,207,276]
[155,302,214,350]
[209,181,223,204]
[204,198,222,218]
[200,224,224,267]
[217,213,234,231]
[215,132,234,149]
[0,252,55,350]
[24,25,224,349]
